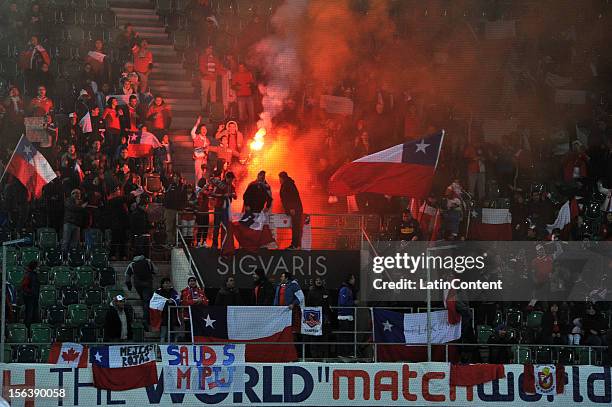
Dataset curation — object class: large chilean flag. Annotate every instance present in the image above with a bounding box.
[329,130,444,197]
[193,306,297,362]
[6,136,56,199]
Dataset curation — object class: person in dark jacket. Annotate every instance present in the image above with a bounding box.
[129,195,150,237]
[337,274,357,357]
[252,268,274,305]
[155,278,180,342]
[104,295,134,341]
[125,254,156,330]
[62,189,87,253]
[215,276,242,306]
[243,170,272,213]
[106,187,129,260]
[306,277,332,358]
[279,171,303,249]
[21,261,40,328]
[164,173,188,245]
[273,271,304,308]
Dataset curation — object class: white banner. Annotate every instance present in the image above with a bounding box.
[163,365,245,394]
[1,363,611,406]
[160,344,246,366]
[320,95,354,115]
[404,310,462,344]
[301,307,323,336]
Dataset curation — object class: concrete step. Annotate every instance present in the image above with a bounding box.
[165,98,199,106]
[133,25,167,34]
[111,7,157,16]
[168,103,201,112]
[155,62,184,70]
[148,44,174,51]
[118,19,164,28]
[170,134,193,143]
[150,80,193,89]
[138,31,169,40]
[110,0,154,7]
[150,72,189,81]
[172,116,200,129]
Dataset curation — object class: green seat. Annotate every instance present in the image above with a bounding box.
[526,311,544,329]
[477,325,494,344]
[52,266,72,287]
[39,285,57,309]
[38,266,51,285]
[2,247,18,267]
[16,345,37,363]
[492,310,504,326]
[55,326,75,342]
[20,247,40,265]
[67,304,89,327]
[84,288,102,306]
[92,305,109,327]
[577,347,591,364]
[514,345,531,364]
[4,345,13,363]
[43,247,63,266]
[75,267,95,288]
[37,227,58,249]
[7,323,28,343]
[506,309,522,328]
[38,344,51,363]
[90,250,109,269]
[30,323,53,344]
[105,287,125,304]
[132,321,145,342]
[7,266,25,286]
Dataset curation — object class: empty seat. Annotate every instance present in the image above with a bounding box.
[30,323,53,344]
[67,247,85,267]
[55,326,76,342]
[132,320,145,342]
[47,305,66,326]
[16,345,37,363]
[79,323,98,343]
[84,288,102,306]
[92,305,109,327]
[37,227,58,249]
[39,285,57,309]
[52,266,72,287]
[526,311,544,329]
[61,287,80,306]
[7,266,25,286]
[43,247,63,266]
[477,325,494,344]
[20,247,40,265]
[2,247,18,266]
[98,267,116,287]
[7,323,28,343]
[38,265,50,285]
[506,309,522,328]
[75,267,95,288]
[67,304,89,327]
[38,344,51,363]
[90,250,109,269]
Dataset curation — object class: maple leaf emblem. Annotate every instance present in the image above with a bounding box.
[62,348,80,362]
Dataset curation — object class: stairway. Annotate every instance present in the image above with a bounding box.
[110,0,199,183]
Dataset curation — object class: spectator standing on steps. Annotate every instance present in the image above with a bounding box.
[125,254,157,331]
[215,276,241,306]
[279,171,303,250]
[132,39,153,94]
[191,115,210,183]
[164,173,188,246]
[199,45,224,112]
[155,278,181,343]
[62,189,87,253]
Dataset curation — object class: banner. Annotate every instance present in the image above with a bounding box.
[24,116,47,144]
[403,310,462,344]
[189,249,360,289]
[161,344,246,366]
[301,307,323,336]
[2,363,612,406]
[320,95,354,115]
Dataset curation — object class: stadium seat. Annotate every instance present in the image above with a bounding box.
[2,247,18,266]
[75,266,95,288]
[37,227,58,249]
[526,311,543,329]
[7,266,25,286]
[47,305,66,326]
[558,347,575,365]
[506,309,522,328]
[43,247,63,266]
[16,345,38,363]
[477,325,494,344]
[514,346,531,364]
[92,305,109,327]
[535,346,552,363]
[30,323,53,344]
[67,247,85,267]
[21,247,40,265]
[84,288,102,306]
[79,323,98,343]
[67,304,89,327]
[90,249,109,269]
[55,326,76,342]
[39,285,57,309]
[61,287,80,306]
[52,266,72,287]
[84,229,104,252]
[7,323,28,343]
[38,344,51,363]
[98,267,116,287]
[3,346,13,363]
[105,287,125,304]
[38,265,50,284]
[577,347,592,364]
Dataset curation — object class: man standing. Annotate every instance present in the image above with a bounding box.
[252,269,274,305]
[199,45,224,112]
[125,254,156,331]
[181,276,209,310]
[210,171,236,249]
[28,85,53,116]
[164,173,188,246]
[104,295,133,342]
[279,171,303,250]
[62,189,87,253]
[232,63,255,124]
[132,39,153,93]
[273,271,304,308]
[243,170,272,214]
[215,276,241,306]
[21,261,40,328]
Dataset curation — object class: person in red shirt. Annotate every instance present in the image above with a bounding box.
[102,97,123,157]
[463,142,486,201]
[146,95,172,139]
[180,276,209,320]
[132,39,153,93]
[232,63,255,124]
[28,85,53,116]
[199,45,225,111]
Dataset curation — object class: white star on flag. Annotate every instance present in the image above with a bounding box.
[415,139,430,153]
[382,320,393,331]
[203,314,216,328]
[130,134,138,142]
[94,352,103,362]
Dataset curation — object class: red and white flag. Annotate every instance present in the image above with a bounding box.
[443,287,461,324]
[523,364,565,395]
[547,198,579,239]
[149,292,167,332]
[91,345,158,391]
[230,212,276,253]
[468,208,513,240]
[419,202,441,241]
[450,364,505,386]
[127,131,163,158]
[48,342,89,368]
[329,131,444,197]
[6,136,56,200]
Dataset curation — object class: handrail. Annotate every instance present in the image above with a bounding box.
[176,228,205,289]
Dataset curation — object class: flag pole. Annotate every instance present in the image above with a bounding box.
[0,135,24,186]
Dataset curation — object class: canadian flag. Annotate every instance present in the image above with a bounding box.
[523,364,565,395]
[48,342,89,367]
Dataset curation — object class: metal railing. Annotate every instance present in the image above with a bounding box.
[176,227,206,290]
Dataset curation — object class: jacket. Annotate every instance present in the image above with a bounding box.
[63,196,86,227]
[215,287,242,306]
[598,182,611,212]
[243,181,272,212]
[337,283,355,318]
[125,255,155,285]
[155,287,181,327]
[21,269,40,300]
[273,279,304,306]
[252,278,274,305]
[280,177,303,214]
[104,303,134,341]
[180,286,209,306]
[199,54,224,80]
[146,103,172,130]
[164,182,188,210]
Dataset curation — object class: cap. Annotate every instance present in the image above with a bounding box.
[114,295,125,302]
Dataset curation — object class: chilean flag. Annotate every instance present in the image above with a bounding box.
[329,131,444,197]
[6,136,56,200]
[48,342,88,367]
[419,201,441,241]
[468,208,513,240]
[193,306,297,362]
[127,130,163,158]
[90,345,158,390]
[231,212,276,253]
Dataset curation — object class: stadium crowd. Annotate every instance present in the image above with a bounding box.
[0,0,611,363]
